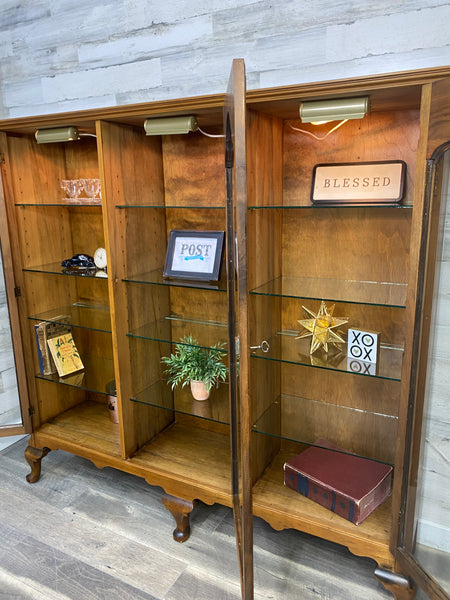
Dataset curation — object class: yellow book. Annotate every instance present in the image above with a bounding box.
[47,333,84,377]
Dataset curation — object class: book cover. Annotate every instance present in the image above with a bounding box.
[47,333,84,377]
[34,316,71,375]
[283,442,392,525]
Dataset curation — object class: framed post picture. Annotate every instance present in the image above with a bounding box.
[163,230,225,281]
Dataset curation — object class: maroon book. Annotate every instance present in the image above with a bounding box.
[283,443,392,525]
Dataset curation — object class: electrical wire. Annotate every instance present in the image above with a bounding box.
[197,126,224,138]
[288,119,348,140]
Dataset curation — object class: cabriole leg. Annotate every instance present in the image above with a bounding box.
[24,445,51,483]
[161,493,196,543]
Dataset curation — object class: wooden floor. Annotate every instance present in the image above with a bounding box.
[0,437,393,600]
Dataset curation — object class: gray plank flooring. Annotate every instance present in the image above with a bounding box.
[0,437,393,599]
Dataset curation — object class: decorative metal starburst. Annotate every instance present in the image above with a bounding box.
[296,301,348,355]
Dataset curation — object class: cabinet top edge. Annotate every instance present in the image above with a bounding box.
[1,65,449,134]
[247,65,450,104]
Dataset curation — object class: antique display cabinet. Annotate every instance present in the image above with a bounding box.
[0,60,449,599]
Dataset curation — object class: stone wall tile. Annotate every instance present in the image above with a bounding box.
[41,58,161,103]
[77,16,213,70]
[326,5,450,62]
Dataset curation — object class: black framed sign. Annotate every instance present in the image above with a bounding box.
[311,160,406,205]
[163,230,225,281]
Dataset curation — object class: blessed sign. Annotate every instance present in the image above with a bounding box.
[311,161,406,204]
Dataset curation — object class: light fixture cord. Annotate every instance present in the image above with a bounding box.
[288,119,348,140]
[197,126,224,139]
[80,133,97,138]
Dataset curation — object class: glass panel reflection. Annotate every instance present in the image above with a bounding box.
[412,151,450,593]
[0,240,22,432]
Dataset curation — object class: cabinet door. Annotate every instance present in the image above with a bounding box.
[0,171,31,438]
[224,58,253,599]
[395,85,450,599]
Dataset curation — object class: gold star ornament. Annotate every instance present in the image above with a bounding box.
[296,301,349,355]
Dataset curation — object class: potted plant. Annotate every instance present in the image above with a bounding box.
[161,335,228,400]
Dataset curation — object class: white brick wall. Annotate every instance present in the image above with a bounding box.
[1,0,450,117]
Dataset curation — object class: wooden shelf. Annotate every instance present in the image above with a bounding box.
[34,401,232,506]
[35,401,122,459]
[252,449,393,567]
[132,421,232,505]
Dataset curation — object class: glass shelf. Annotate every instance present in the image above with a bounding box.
[131,380,230,425]
[28,303,111,333]
[35,354,114,396]
[248,202,413,209]
[23,262,108,278]
[16,201,101,207]
[251,331,403,381]
[124,268,226,291]
[252,394,397,466]
[127,314,228,349]
[250,276,407,308]
[116,204,225,209]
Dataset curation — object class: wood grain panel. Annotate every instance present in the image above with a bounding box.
[281,207,412,284]
[426,76,450,156]
[284,110,419,208]
[97,120,172,458]
[162,134,225,207]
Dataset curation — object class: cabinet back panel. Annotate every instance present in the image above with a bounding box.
[121,208,168,277]
[68,207,104,258]
[16,205,73,268]
[36,379,86,422]
[284,298,406,347]
[282,207,411,285]
[7,136,67,204]
[162,135,225,207]
[74,277,109,307]
[129,337,170,395]
[23,272,77,318]
[281,362,400,418]
[63,137,99,179]
[98,121,169,456]
[283,110,419,208]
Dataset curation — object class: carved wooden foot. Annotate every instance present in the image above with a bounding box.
[375,567,416,599]
[24,445,51,483]
[161,493,197,543]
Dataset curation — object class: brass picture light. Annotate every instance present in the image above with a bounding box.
[35,126,80,143]
[144,115,198,136]
[299,97,369,124]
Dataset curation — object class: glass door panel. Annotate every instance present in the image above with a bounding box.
[0,244,21,422]
[410,149,450,596]
[0,172,30,443]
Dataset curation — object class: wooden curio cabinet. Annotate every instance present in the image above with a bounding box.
[0,60,449,599]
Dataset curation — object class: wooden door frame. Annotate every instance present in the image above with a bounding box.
[0,137,32,436]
